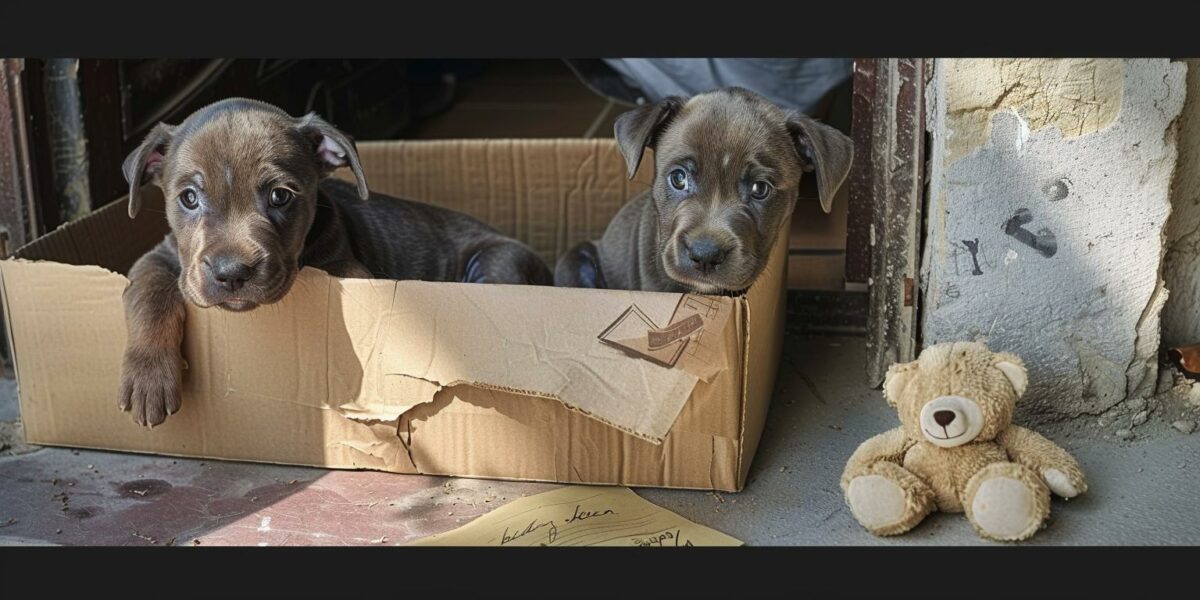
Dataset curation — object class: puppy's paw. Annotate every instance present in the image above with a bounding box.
[118,348,184,428]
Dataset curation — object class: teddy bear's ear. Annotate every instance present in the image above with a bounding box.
[883,361,918,407]
[993,353,1028,397]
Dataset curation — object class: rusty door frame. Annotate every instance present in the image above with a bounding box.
[0,58,38,368]
[0,58,37,256]
[848,58,930,386]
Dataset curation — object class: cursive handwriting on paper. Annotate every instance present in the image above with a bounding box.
[564,504,615,524]
[632,529,695,547]
[501,519,559,545]
[405,486,742,547]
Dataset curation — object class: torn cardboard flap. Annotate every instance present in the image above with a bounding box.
[336,375,443,423]
[369,277,735,442]
[213,269,736,443]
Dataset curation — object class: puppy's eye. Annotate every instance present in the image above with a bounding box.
[668,169,689,191]
[749,181,772,200]
[269,188,295,208]
[179,189,199,210]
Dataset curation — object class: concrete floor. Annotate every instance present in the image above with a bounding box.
[2,333,1198,546]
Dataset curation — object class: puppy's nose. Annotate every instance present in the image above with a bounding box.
[933,410,956,427]
[206,255,256,292]
[684,236,727,273]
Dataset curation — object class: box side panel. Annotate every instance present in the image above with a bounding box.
[3,257,745,490]
[0,260,131,444]
[14,186,168,275]
[0,257,415,469]
[736,218,791,486]
[342,139,653,266]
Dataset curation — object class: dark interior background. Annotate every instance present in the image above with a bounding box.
[16,59,850,230]
[0,58,865,368]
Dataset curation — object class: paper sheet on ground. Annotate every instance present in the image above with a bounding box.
[406,485,742,546]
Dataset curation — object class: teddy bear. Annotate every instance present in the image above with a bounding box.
[841,341,1087,541]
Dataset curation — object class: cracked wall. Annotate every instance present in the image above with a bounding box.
[1162,59,1200,351]
[921,59,1186,423]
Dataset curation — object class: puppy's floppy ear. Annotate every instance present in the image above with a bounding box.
[993,352,1029,398]
[613,96,685,180]
[122,123,176,219]
[296,113,369,200]
[787,114,853,214]
[883,361,918,408]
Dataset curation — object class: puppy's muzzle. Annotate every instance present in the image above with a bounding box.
[681,235,728,274]
[192,251,291,312]
[203,254,257,293]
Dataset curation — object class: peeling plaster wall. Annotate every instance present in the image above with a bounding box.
[921,59,1186,422]
[1162,59,1200,351]
[942,59,1125,165]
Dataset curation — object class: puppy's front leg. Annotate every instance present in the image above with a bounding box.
[553,241,607,289]
[311,258,372,279]
[118,237,187,427]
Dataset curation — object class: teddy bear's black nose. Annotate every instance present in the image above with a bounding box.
[933,410,956,427]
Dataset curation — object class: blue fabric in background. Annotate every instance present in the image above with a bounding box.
[600,58,853,114]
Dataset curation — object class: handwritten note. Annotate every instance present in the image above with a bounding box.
[406,486,742,547]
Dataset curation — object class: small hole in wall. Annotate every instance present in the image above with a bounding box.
[1042,178,1072,202]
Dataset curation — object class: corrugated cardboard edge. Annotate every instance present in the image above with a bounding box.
[733,209,793,488]
[0,261,19,398]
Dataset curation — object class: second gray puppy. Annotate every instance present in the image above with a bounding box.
[555,87,852,294]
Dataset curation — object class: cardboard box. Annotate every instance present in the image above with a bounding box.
[0,139,788,491]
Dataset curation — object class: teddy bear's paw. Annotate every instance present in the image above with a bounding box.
[969,476,1045,541]
[846,475,922,535]
[1043,469,1084,499]
[847,475,904,530]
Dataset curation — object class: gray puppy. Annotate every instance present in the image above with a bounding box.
[119,97,551,427]
[555,87,852,294]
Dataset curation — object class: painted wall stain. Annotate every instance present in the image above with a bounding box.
[1003,208,1058,258]
[962,239,984,275]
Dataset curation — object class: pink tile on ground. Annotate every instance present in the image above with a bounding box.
[194,470,559,546]
[0,446,557,546]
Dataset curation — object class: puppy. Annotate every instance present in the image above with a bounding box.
[554,87,852,294]
[118,97,551,427]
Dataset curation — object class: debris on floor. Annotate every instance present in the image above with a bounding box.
[1085,361,1200,442]
[0,421,38,457]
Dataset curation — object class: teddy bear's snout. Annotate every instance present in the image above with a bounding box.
[919,395,985,448]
